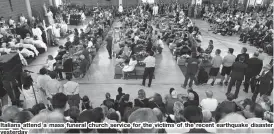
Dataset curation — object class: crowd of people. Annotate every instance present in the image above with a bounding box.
[202,4,273,55]
[0,3,113,108]
[0,1,273,134]
[0,86,273,133]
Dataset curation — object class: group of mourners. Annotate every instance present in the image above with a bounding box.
[202,4,273,55]
[0,2,272,134]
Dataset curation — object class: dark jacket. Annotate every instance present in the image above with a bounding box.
[235,53,249,63]
[186,58,200,75]
[65,41,72,50]
[230,61,248,80]
[63,58,73,72]
[106,36,113,50]
[246,57,263,77]
[80,59,89,73]
[134,98,149,108]
[82,49,90,62]
[258,71,273,95]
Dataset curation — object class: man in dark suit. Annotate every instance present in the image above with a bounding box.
[243,52,263,93]
[182,52,200,89]
[252,65,273,102]
[106,34,113,59]
[235,47,249,63]
[226,56,248,99]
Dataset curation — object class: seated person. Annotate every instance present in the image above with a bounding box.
[55,46,67,61]
[45,55,56,72]
[74,55,89,78]
[0,43,14,55]
[205,40,214,54]
[122,56,137,79]
[232,22,240,33]
[33,36,47,53]
[15,35,24,43]
[23,33,34,44]
[122,44,132,58]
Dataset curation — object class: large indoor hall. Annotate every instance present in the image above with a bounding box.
[0,0,273,133]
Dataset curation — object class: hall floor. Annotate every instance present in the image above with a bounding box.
[25,19,273,107]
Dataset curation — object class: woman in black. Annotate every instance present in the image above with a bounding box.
[148,93,165,114]
[134,89,149,108]
[118,94,132,117]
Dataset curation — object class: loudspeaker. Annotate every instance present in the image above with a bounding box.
[0,53,23,81]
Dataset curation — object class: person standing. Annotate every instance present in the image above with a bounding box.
[218,48,236,86]
[235,47,249,63]
[106,34,113,59]
[182,52,200,89]
[252,65,273,102]
[118,4,123,18]
[226,56,247,99]
[209,49,222,86]
[243,52,263,93]
[32,24,43,41]
[20,75,42,109]
[142,51,156,87]
[153,4,159,16]
[63,75,80,108]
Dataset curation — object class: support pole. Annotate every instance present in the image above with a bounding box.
[245,0,250,13]
[25,0,32,20]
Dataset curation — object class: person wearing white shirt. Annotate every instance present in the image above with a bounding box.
[118,4,123,13]
[23,33,34,44]
[200,90,218,111]
[257,49,265,61]
[8,17,15,28]
[87,38,93,48]
[0,45,11,54]
[81,11,86,21]
[142,51,156,87]
[63,75,80,108]
[45,72,63,99]
[134,34,139,44]
[52,24,61,38]
[19,14,26,24]
[156,36,164,54]
[0,25,8,36]
[153,4,159,16]
[32,25,42,40]
[46,10,54,25]
[122,56,138,79]
[36,68,52,104]
[219,48,236,86]
[45,55,56,72]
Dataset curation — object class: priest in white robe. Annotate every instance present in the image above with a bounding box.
[32,25,43,40]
